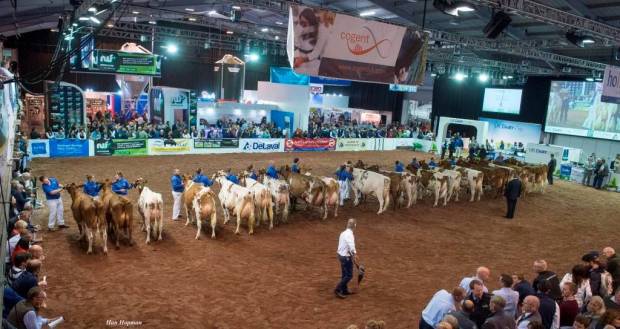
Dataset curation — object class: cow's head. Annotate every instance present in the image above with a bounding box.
[64,182,79,199]
[134,177,147,192]
[354,160,366,169]
[100,179,112,193]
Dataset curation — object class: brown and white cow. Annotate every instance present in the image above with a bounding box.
[182,175,203,227]
[320,177,340,218]
[279,165,328,220]
[259,171,290,224]
[214,172,256,235]
[455,166,484,202]
[100,180,134,248]
[416,169,449,207]
[350,168,391,214]
[134,178,164,244]
[65,183,108,254]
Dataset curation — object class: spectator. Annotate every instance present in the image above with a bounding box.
[492,274,520,318]
[573,315,591,329]
[420,287,467,329]
[582,252,606,297]
[11,233,32,264]
[467,280,493,329]
[535,280,560,329]
[443,314,459,329]
[29,245,45,262]
[513,273,536,307]
[586,296,607,329]
[517,296,543,329]
[559,282,579,329]
[448,299,477,329]
[605,288,620,310]
[12,260,46,298]
[8,252,32,285]
[560,265,592,308]
[533,260,563,301]
[7,287,58,329]
[460,267,491,295]
[481,295,516,329]
[603,247,619,295]
[598,309,620,329]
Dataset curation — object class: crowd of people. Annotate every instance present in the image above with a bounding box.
[4,159,63,328]
[581,153,612,190]
[419,250,620,329]
[440,131,527,162]
[301,118,434,139]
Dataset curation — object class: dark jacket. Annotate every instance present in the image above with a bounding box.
[536,293,557,329]
[607,254,619,283]
[482,310,516,329]
[11,271,38,299]
[514,281,536,304]
[589,267,604,297]
[504,178,522,200]
[516,312,542,329]
[533,271,562,301]
[604,296,619,310]
[449,310,478,329]
[468,293,493,329]
[548,158,557,172]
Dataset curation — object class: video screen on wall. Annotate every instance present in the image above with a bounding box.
[545,81,620,141]
[482,88,523,115]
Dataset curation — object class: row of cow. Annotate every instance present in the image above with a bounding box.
[62,157,549,254]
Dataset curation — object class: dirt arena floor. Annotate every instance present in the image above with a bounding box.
[30,150,620,329]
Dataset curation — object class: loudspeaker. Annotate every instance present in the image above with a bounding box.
[483,11,512,39]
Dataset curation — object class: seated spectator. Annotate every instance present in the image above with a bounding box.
[442,315,459,329]
[467,280,492,329]
[7,287,58,329]
[582,252,606,298]
[438,321,455,329]
[604,288,620,311]
[492,274,519,318]
[513,273,536,308]
[11,232,32,264]
[482,295,515,329]
[12,259,46,298]
[573,314,592,329]
[517,296,543,329]
[585,296,607,329]
[598,309,620,329]
[11,181,28,213]
[9,252,32,285]
[560,282,579,329]
[3,284,24,319]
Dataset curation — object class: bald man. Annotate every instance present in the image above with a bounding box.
[460,267,491,295]
[29,245,45,262]
[335,218,360,299]
[448,299,477,329]
[517,296,542,329]
[603,247,619,293]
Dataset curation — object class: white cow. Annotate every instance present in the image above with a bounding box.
[240,174,274,230]
[455,166,484,202]
[438,169,463,202]
[351,168,391,214]
[191,187,218,239]
[135,179,164,244]
[262,175,290,224]
[215,173,256,235]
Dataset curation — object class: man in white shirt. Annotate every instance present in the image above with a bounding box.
[492,274,520,319]
[335,218,359,299]
[460,267,491,295]
[420,287,467,329]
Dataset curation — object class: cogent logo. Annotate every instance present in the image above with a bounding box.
[340,27,392,58]
[244,141,280,150]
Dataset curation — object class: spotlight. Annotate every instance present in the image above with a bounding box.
[585,77,594,82]
[88,6,97,13]
[275,21,283,25]
[431,73,437,77]
[433,0,475,16]
[359,10,376,17]
[454,72,466,81]
[261,27,269,32]
[245,53,259,62]
[185,8,194,11]
[478,73,489,82]
[89,16,101,24]
[132,11,139,14]
[208,10,217,16]
[226,30,234,35]
[232,5,241,10]
[162,44,178,54]
[188,17,197,21]
[275,35,280,40]
[148,20,156,25]
[78,16,89,21]
[566,31,595,48]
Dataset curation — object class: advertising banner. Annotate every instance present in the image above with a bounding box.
[602,65,620,104]
[94,138,112,156]
[28,140,50,158]
[336,138,377,151]
[240,139,285,153]
[194,138,239,149]
[524,143,563,165]
[479,117,542,147]
[148,139,192,155]
[49,139,90,158]
[21,94,46,136]
[112,139,147,156]
[288,5,427,85]
[90,50,162,76]
[285,138,336,151]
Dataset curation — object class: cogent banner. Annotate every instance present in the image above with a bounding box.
[288,5,427,85]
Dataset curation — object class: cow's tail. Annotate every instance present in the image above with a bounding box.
[383,178,391,211]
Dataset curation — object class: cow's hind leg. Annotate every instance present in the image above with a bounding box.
[86,226,94,254]
[210,212,217,239]
[194,206,202,240]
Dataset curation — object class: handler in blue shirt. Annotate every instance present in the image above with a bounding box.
[335,165,353,206]
[39,175,67,230]
[266,161,279,179]
[395,161,405,173]
[291,158,301,173]
[428,158,438,169]
[247,165,258,180]
[171,169,185,221]
[226,169,239,184]
[192,168,213,187]
[111,172,132,195]
[83,175,101,198]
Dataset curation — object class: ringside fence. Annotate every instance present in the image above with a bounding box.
[28,138,438,158]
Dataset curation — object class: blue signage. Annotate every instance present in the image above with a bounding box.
[49,139,90,158]
[30,141,48,155]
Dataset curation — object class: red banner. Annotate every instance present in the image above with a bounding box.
[284,138,336,151]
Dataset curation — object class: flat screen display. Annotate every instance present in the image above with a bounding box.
[545,81,620,141]
[482,88,523,115]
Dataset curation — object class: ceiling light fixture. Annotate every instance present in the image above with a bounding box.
[275,35,280,40]
[188,17,197,21]
[132,11,139,14]
[89,16,101,24]
[106,23,114,28]
[185,8,194,12]
[566,31,595,48]
[261,27,269,32]
[359,10,376,17]
[434,0,475,17]
[208,10,217,16]
[226,30,234,34]
[275,21,283,25]
[232,5,241,10]
[148,20,156,25]
[88,6,97,13]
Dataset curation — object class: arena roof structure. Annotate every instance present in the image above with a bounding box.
[2,0,620,77]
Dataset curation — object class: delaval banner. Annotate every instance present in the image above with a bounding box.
[148,139,192,155]
[288,5,427,85]
[239,139,285,153]
[479,117,542,146]
[28,140,50,158]
[285,138,336,151]
[49,139,90,158]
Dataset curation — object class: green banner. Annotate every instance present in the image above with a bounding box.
[91,50,161,76]
[112,139,147,156]
[95,139,112,156]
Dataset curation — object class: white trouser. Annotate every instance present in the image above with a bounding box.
[338,181,350,206]
[47,198,64,228]
[172,191,183,219]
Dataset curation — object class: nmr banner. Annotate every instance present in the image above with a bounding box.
[285,138,336,151]
[602,65,620,104]
[288,5,427,85]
